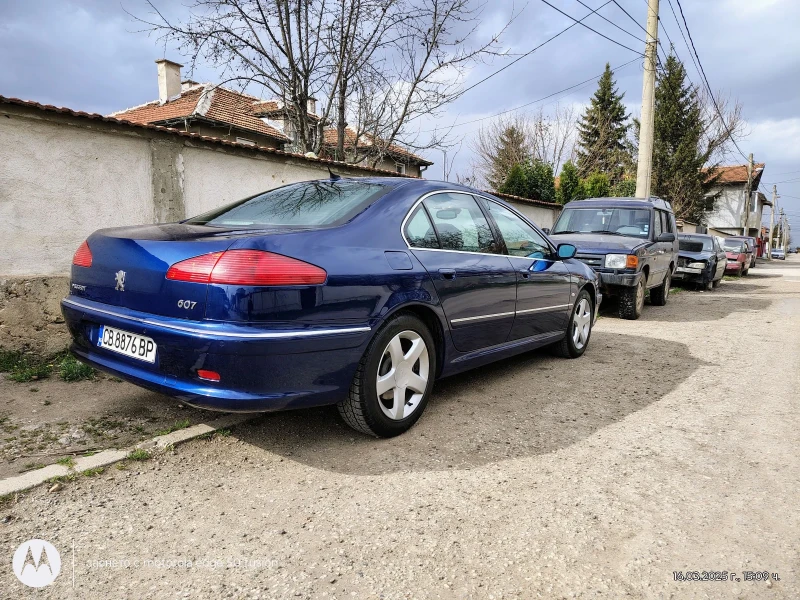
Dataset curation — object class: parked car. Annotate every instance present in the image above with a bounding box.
[547,197,678,320]
[62,178,601,437]
[727,236,756,269]
[674,234,726,290]
[771,247,786,260]
[723,238,749,274]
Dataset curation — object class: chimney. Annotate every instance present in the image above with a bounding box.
[307,97,317,115]
[155,59,183,103]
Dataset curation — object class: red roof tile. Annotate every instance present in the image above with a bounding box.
[322,127,433,166]
[111,85,290,143]
[705,163,765,184]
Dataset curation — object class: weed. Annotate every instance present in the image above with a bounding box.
[127,448,150,461]
[48,472,78,484]
[0,350,25,372]
[59,354,96,382]
[216,429,232,437]
[81,467,105,477]
[22,462,46,472]
[155,419,191,436]
[82,450,99,457]
[115,461,128,470]
[56,456,76,469]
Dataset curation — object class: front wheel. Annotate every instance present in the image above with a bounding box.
[619,277,645,320]
[338,313,436,437]
[553,290,594,358]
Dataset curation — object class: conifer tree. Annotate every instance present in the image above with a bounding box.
[576,64,631,183]
[556,161,584,204]
[651,55,710,222]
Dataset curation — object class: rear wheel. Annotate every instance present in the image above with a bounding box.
[337,314,436,437]
[553,290,593,358]
[650,269,672,306]
[619,277,645,320]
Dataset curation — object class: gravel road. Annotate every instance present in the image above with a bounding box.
[1,257,798,599]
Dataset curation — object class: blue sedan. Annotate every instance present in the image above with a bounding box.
[62,178,600,437]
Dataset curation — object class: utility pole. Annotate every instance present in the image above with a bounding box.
[742,153,754,237]
[767,185,777,260]
[634,0,660,199]
[442,149,448,182]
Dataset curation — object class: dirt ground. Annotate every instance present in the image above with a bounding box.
[1,257,798,599]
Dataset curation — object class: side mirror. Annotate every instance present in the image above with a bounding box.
[557,243,577,259]
[657,232,676,243]
[542,227,550,235]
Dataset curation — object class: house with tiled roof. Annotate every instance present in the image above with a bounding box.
[318,127,433,177]
[703,162,769,238]
[112,59,432,176]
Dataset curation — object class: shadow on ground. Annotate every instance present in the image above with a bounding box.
[232,332,703,475]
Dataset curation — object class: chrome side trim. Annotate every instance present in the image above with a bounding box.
[450,311,515,324]
[62,298,371,340]
[515,304,572,315]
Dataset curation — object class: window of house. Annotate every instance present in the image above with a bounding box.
[395,163,406,175]
[235,137,256,146]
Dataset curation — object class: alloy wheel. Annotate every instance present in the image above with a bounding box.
[376,330,430,421]
[571,298,592,350]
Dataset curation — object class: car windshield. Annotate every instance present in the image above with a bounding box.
[723,239,744,252]
[552,207,651,238]
[185,180,388,227]
[679,236,712,252]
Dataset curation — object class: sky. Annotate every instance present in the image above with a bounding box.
[1,0,798,240]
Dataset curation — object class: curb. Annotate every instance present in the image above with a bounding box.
[0,414,251,497]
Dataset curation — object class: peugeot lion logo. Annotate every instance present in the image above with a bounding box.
[115,270,126,291]
[12,539,61,588]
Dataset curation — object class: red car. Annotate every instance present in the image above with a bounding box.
[723,238,748,276]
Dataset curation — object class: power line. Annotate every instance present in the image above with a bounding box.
[455,0,619,99]
[672,0,749,162]
[420,57,642,133]
[538,0,646,56]
[573,0,645,44]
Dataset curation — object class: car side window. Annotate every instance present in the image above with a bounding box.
[483,200,551,258]
[663,212,674,233]
[423,193,498,253]
[405,205,440,249]
[653,211,663,237]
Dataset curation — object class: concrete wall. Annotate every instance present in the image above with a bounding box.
[505,200,560,230]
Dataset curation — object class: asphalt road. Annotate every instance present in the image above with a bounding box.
[2,257,799,599]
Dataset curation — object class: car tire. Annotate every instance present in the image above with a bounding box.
[703,276,713,291]
[553,290,593,358]
[712,278,721,288]
[650,269,671,306]
[618,277,645,320]
[337,313,436,438]
[742,266,749,276]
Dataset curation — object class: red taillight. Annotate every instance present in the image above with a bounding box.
[73,240,93,268]
[166,252,223,283]
[197,369,220,382]
[166,250,327,286]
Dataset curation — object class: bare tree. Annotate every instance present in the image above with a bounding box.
[469,105,577,189]
[133,0,512,163]
[698,89,747,166]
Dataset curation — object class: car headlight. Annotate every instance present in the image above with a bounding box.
[605,254,630,269]
[688,262,706,269]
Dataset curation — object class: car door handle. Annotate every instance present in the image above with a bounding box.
[439,268,456,280]
[519,270,530,279]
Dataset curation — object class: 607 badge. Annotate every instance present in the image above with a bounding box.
[673,571,780,583]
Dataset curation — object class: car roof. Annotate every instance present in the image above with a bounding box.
[564,196,674,212]
[678,233,712,239]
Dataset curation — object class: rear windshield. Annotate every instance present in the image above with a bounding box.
[552,207,652,239]
[679,236,712,252]
[186,180,387,228]
[723,238,745,252]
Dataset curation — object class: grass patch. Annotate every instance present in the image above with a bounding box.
[723,275,741,281]
[48,472,78,484]
[81,467,105,477]
[22,462,46,472]
[58,354,96,382]
[215,428,231,437]
[155,419,191,436]
[56,456,76,468]
[0,349,70,383]
[127,448,150,461]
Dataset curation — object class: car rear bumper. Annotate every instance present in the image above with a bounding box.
[61,296,372,412]
[724,262,743,274]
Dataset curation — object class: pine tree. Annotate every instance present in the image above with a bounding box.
[556,161,584,204]
[523,160,556,203]
[576,64,631,183]
[651,55,710,222]
[499,163,528,197]
[487,126,530,190]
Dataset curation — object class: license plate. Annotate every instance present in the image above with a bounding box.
[98,325,157,363]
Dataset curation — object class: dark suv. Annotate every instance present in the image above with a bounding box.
[547,197,678,319]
